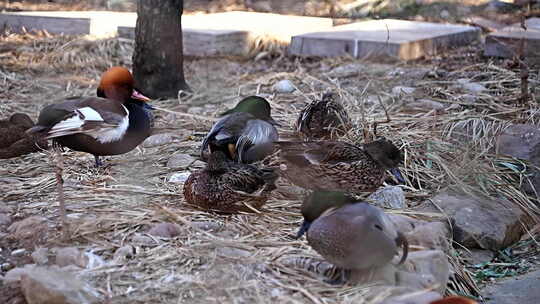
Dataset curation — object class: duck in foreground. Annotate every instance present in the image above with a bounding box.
[296,191,408,284]
[430,296,477,304]
[0,113,49,159]
[27,67,153,167]
[296,92,352,139]
[276,138,403,194]
[201,96,279,164]
[183,151,279,213]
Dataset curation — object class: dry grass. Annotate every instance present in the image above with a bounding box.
[1,30,539,303]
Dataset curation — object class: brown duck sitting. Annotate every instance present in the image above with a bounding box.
[183,151,279,213]
[27,67,153,167]
[296,92,352,139]
[276,138,403,195]
[0,113,48,159]
[296,191,408,284]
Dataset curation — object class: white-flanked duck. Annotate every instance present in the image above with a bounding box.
[201,96,279,164]
[28,67,153,166]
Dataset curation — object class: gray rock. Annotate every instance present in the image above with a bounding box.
[142,133,176,148]
[368,186,406,209]
[192,221,222,232]
[274,79,295,93]
[496,124,540,196]
[113,245,136,263]
[396,250,450,295]
[131,234,158,246]
[1,262,14,272]
[482,268,540,304]
[461,249,495,265]
[167,153,197,169]
[19,265,100,304]
[392,86,416,96]
[328,63,365,78]
[0,213,12,226]
[417,191,524,250]
[11,248,27,257]
[55,247,88,269]
[168,172,192,184]
[147,222,182,238]
[389,215,451,253]
[32,248,50,265]
[457,78,487,94]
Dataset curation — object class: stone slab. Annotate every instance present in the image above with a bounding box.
[482,268,540,304]
[119,11,333,56]
[289,19,481,60]
[485,18,540,58]
[0,11,136,36]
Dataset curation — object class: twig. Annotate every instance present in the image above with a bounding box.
[52,144,68,239]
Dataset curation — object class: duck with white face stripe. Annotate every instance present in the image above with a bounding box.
[27,67,153,167]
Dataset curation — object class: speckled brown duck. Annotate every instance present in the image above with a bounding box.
[183,151,279,213]
[296,92,352,139]
[0,113,48,159]
[296,191,408,284]
[201,96,279,164]
[27,67,153,167]
[276,138,403,194]
[430,296,477,304]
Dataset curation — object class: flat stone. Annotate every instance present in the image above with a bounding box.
[368,186,406,209]
[389,215,451,253]
[456,78,487,94]
[147,222,182,238]
[485,18,540,58]
[0,11,136,36]
[167,153,197,169]
[168,172,192,184]
[19,265,100,304]
[482,268,540,304]
[120,11,333,56]
[290,19,480,60]
[142,133,176,148]
[417,191,524,250]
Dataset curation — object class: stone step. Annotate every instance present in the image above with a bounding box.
[485,18,540,59]
[288,19,481,60]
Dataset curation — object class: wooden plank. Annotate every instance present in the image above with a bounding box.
[289,19,480,60]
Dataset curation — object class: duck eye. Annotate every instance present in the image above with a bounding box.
[374,224,383,231]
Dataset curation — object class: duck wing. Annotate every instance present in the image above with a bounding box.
[277,141,362,166]
[236,119,278,163]
[220,164,277,194]
[201,112,251,156]
[29,97,129,143]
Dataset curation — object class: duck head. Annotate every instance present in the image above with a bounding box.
[206,150,231,173]
[296,191,357,239]
[222,96,279,126]
[96,67,151,106]
[9,113,34,128]
[363,137,403,169]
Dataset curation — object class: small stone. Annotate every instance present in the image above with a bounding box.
[168,172,191,184]
[32,248,50,265]
[368,186,406,209]
[113,245,136,262]
[147,222,182,238]
[143,133,176,148]
[1,262,14,272]
[392,86,416,96]
[19,265,100,304]
[192,221,222,232]
[187,106,203,114]
[328,63,365,78]
[440,10,450,19]
[0,213,12,226]
[274,79,296,93]
[55,247,88,269]
[167,153,197,169]
[457,78,487,94]
[11,248,26,257]
[463,249,496,265]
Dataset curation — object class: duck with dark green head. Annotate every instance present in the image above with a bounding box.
[276,137,404,195]
[183,151,278,213]
[201,96,279,164]
[296,92,352,139]
[297,191,408,284]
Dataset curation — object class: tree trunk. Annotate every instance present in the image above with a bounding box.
[133,0,189,99]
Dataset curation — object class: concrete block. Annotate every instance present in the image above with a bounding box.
[0,11,136,36]
[289,19,480,60]
[485,18,540,58]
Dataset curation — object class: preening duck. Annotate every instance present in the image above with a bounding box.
[201,96,279,164]
[27,67,153,166]
[0,113,48,159]
[296,92,352,139]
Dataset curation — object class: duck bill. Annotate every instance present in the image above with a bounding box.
[295,220,311,239]
[131,89,151,102]
[390,168,405,184]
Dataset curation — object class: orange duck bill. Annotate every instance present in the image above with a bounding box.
[131,89,151,102]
